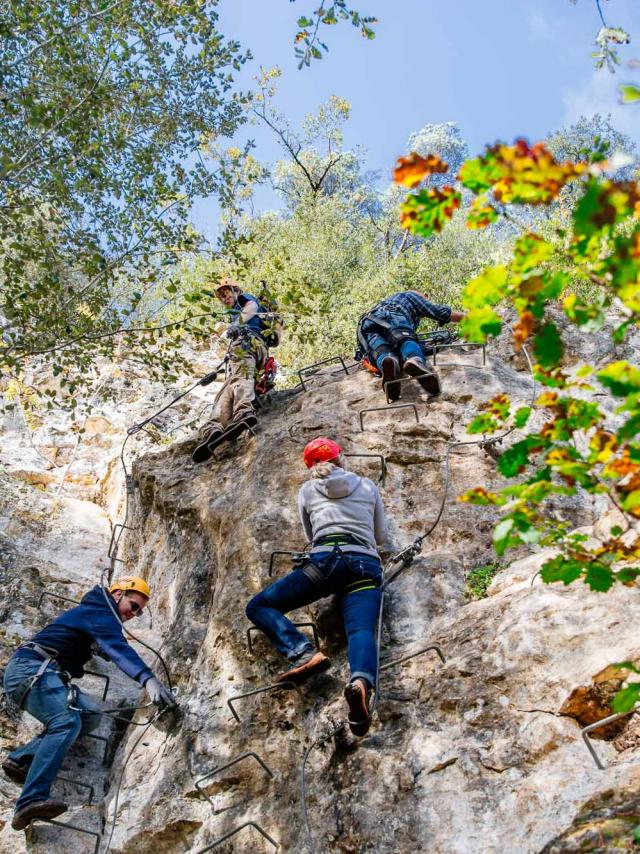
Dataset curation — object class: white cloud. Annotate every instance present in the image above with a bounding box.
[562,70,640,141]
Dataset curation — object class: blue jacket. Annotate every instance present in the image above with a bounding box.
[22,585,154,684]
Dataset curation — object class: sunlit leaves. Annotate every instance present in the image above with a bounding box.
[466,197,498,230]
[293,2,378,68]
[462,265,508,309]
[459,139,586,205]
[393,152,448,188]
[619,84,640,103]
[573,178,640,237]
[400,186,462,237]
[459,307,502,343]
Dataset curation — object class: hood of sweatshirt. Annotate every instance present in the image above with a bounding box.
[311,469,362,499]
[80,584,122,620]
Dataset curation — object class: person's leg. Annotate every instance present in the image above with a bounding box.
[398,336,424,364]
[360,322,394,372]
[227,338,265,422]
[14,669,82,811]
[246,568,322,661]
[340,587,383,689]
[73,689,102,736]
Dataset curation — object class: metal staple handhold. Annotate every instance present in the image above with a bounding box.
[57,775,95,804]
[247,623,319,655]
[85,732,110,764]
[37,590,81,610]
[581,708,639,770]
[227,681,299,724]
[194,751,275,810]
[31,818,101,854]
[83,670,110,701]
[268,549,307,577]
[380,644,446,671]
[195,821,279,852]
[433,341,487,367]
[359,403,420,431]
[297,355,350,391]
[343,452,387,485]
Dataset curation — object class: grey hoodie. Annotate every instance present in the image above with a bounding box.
[297,468,392,558]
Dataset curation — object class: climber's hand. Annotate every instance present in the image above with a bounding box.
[144,676,177,710]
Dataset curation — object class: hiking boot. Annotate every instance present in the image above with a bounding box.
[380,355,401,402]
[275,651,331,685]
[207,413,258,453]
[344,678,372,737]
[12,799,68,831]
[192,427,223,463]
[2,758,28,784]
[403,357,441,397]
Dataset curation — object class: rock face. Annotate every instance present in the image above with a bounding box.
[1,332,640,854]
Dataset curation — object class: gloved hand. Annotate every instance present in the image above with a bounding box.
[144,676,177,710]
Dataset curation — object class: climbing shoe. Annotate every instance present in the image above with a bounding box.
[12,799,68,830]
[344,678,372,737]
[2,757,28,784]
[192,427,223,463]
[207,413,257,453]
[275,651,331,685]
[403,357,441,397]
[380,355,401,402]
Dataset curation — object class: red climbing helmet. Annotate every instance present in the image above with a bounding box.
[303,437,343,469]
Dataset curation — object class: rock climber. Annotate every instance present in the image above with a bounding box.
[356,290,465,402]
[245,438,393,737]
[2,576,176,831]
[192,277,276,463]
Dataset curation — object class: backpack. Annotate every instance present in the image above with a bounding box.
[256,282,284,348]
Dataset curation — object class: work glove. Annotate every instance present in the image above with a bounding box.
[144,676,177,710]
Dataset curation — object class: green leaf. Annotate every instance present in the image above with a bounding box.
[584,564,614,592]
[597,361,640,397]
[533,322,564,369]
[514,407,531,428]
[462,265,508,310]
[498,438,536,477]
[540,555,583,585]
[400,186,462,238]
[612,683,640,714]
[467,412,500,435]
[459,307,502,343]
[493,518,514,556]
[619,84,640,104]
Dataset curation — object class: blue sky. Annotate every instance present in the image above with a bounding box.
[192,0,639,241]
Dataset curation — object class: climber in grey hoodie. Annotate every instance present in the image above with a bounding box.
[246,437,393,736]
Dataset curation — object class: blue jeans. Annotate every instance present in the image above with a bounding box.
[246,551,383,687]
[3,653,101,811]
[360,318,423,371]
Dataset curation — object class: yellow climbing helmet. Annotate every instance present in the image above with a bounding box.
[109,576,151,598]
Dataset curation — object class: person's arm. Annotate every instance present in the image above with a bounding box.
[450,310,465,323]
[238,298,259,325]
[87,609,154,685]
[298,486,313,544]
[413,292,461,326]
[372,484,394,555]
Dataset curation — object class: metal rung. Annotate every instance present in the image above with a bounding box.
[37,590,81,610]
[343,452,387,486]
[268,550,307,577]
[383,372,435,404]
[57,775,95,804]
[247,622,319,655]
[227,681,299,724]
[195,751,274,809]
[85,732,109,764]
[195,821,279,852]
[380,644,446,672]
[108,523,135,560]
[359,403,419,431]
[581,708,638,770]
[297,355,350,391]
[83,670,110,702]
[433,342,486,366]
[31,817,101,854]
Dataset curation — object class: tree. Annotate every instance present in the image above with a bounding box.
[546,114,638,180]
[0,0,249,408]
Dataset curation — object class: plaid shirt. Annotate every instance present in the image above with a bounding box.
[372,291,452,329]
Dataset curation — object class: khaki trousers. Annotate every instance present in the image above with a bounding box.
[199,336,267,439]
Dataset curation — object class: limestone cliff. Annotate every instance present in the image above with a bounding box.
[1,329,640,854]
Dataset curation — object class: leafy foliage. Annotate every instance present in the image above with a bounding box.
[0,0,249,409]
[292,1,378,69]
[465,563,501,600]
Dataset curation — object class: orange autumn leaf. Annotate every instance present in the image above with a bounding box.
[393,152,449,188]
[514,311,535,350]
